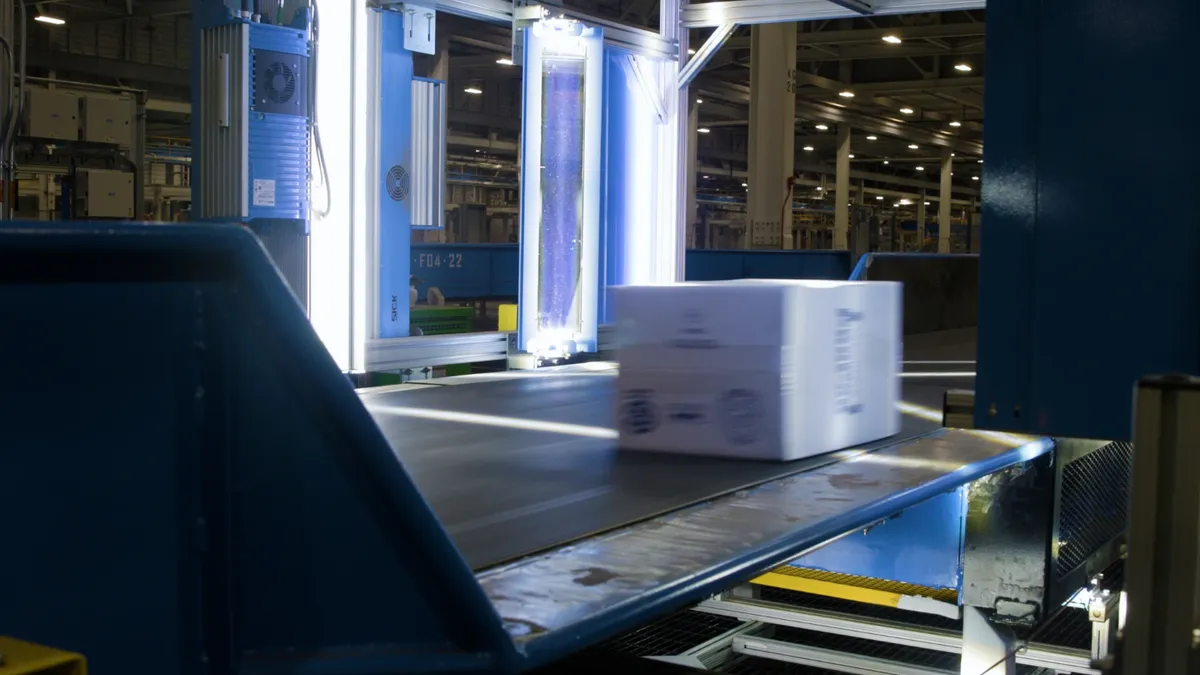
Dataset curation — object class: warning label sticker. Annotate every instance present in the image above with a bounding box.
[252,179,276,207]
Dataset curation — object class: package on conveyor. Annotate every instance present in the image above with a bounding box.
[612,279,902,461]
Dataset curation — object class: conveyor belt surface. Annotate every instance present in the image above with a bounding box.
[360,373,962,571]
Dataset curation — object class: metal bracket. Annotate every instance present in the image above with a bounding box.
[623,55,668,123]
[678,22,736,88]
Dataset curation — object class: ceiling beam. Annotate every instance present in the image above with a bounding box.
[723,22,985,49]
[27,48,187,87]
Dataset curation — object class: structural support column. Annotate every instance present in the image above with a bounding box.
[686,97,699,248]
[833,123,851,250]
[745,23,796,249]
[939,148,953,254]
[916,189,927,250]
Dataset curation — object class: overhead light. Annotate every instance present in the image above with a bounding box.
[848,154,855,159]
[900,107,915,114]
[815,124,829,131]
[954,63,973,72]
[838,91,855,98]
[951,152,956,157]
[696,98,703,104]
[34,15,65,25]
[949,120,962,127]
[703,175,710,179]
[882,35,902,44]
[883,160,889,164]
[924,201,931,205]
[978,159,984,164]
[866,135,878,141]
[803,145,815,152]
[816,186,823,191]
[496,58,514,66]
[464,87,483,95]
[915,166,925,171]
[741,183,748,187]
[876,195,884,200]
[697,127,711,134]
[972,175,980,181]
[908,144,919,149]
[688,48,696,55]
[899,199,912,205]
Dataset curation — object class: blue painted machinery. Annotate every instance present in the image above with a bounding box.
[192,0,314,309]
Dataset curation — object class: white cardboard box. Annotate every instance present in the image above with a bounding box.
[613,280,902,461]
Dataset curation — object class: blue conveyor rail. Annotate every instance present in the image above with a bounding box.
[0,224,1045,675]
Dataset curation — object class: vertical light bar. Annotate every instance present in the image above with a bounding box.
[519,19,603,357]
[350,0,371,371]
[309,0,356,370]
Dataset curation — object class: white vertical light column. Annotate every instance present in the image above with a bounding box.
[349,0,371,370]
[833,123,851,250]
[746,23,796,250]
[939,148,953,254]
[426,33,451,245]
[308,0,365,371]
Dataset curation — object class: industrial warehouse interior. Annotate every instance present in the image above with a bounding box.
[1,1,1194,675]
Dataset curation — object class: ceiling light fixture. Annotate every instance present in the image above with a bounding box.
[839,90,855,98]
[34,15,65,25]
[972,175,980,180]
[816,186,823,191]
[697,127,711,134]
[696,98,703,104]
[908,144,919,149]
[882,35,902,44]
[848,154,855,159]
[949,120,962,127]
[978,159,984,164]
[703,175,710,179]
[741,183,748,187]
[915,166,925,171]
[876,195,884,200]
[464,87,483,95]
[866,135,878,141]
[954,63,973,72]
[815,124,829,131]
[803,145,815,152]
[900,107,915,114]
[883,160,890,164]
[688,48,696,55]
[924,201,931,205]
[496,58,514,66]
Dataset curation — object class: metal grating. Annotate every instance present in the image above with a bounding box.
[774,626,959,670]
[1056,441,1132,576]
[599,611,743,657]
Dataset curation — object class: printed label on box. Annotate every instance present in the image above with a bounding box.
[252,179,276,207]
[834,308,863,415]
[718,388,764,446]
[619,389,661,436]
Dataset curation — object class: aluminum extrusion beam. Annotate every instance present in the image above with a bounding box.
[682,0,984,28]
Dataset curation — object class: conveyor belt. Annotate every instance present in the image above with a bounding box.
[360,373,963,571]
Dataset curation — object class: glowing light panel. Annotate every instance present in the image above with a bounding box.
[519,19,603,358]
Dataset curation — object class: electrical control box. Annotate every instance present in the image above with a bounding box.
[81,95,134,146]
[24,88,79,140]
[76,169,134,219]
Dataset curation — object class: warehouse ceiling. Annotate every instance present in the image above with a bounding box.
[20,0,985,196]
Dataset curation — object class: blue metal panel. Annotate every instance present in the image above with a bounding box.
[248,20,309,56]
[377,12,414,338]
[0,223,515,675]
[976,0,1200,440]
[247,112,310,222]
[788,487,967,593]
[598,50,628,327]
[686,249,852,282]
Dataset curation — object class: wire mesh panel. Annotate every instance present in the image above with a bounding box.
[600,611,744,658]
[1056,442,1133,577]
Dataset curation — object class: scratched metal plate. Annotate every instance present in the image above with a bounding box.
[475,428,1049,646]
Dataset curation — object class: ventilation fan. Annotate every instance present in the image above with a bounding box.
[386,165,410,202]
[262,62,297,105]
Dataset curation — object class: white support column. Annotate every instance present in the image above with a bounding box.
[939,148,953,253]
[833,123,851,250]
[661,0,688,280]
[916,189,927,250]
[745,23,796,250]
[961,607,1015,675]
[427,33,451,244]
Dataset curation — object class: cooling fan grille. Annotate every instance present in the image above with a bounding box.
[386,165,411,201]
